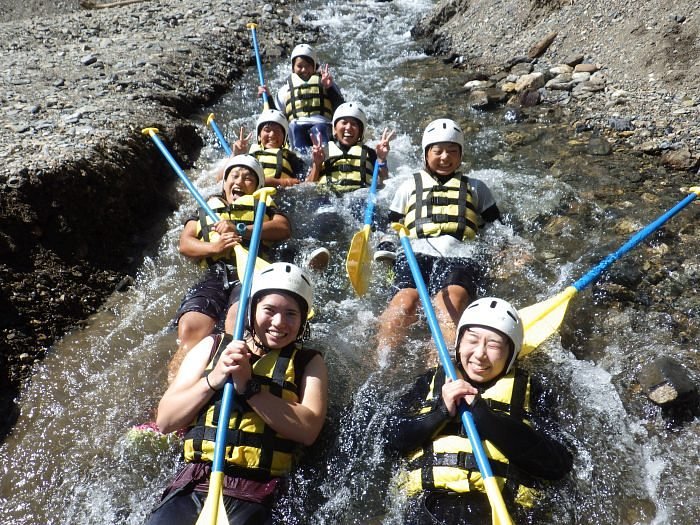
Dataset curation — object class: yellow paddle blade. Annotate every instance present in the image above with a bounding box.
[518,286,578,356]
[346,225,372,296]
[195,471,228,525]
[234,244,269,277]
[483,477,514,525]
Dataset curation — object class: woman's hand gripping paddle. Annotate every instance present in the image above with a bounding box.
[519,186,699,355]
[196,186,276,525]
[346,160,381,295]
[142,127,269,276]
[206,113,233,156]
[247,23,270,110]
[393,223,514,525]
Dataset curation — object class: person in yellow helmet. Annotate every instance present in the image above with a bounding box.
[146,263,328,525]
[170,156,291,381]
[386,297,573,524]
[258,43,344,152]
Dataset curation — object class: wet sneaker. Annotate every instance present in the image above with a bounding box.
[306,247,330,271]
[373,237,397,264]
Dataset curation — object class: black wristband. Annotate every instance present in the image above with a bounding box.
[205,373,221,392]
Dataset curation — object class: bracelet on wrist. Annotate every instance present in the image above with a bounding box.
[377,160,387,168]
[205,373,220,392]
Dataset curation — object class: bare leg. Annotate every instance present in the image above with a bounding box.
[433,285,471,349]
[375,288,421,364]
[168,311,215,382]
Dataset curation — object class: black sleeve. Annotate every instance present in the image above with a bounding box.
[480,203,501,224]
[470,397,573,480]
[326,83,345,110]
[386,370,451,454]
[387,210,404,223]
[290,152,306,178]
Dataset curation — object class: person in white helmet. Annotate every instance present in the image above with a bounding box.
[147,263,328,525]
[170,155,291,381]
[376,118,502,354]
[306,101,394,192]
[230,109,306,188]
[258,43,344,151]
[386,297,573,524]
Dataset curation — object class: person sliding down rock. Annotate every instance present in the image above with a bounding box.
[386,298,573,524]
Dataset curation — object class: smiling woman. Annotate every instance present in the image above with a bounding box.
[147,262,328,525]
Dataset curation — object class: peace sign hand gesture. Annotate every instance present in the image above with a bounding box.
[232,126,254,155]
[376,128,396,163]
[320,64,333,89]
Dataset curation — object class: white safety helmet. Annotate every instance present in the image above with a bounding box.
[332,102,368,142]
[249,262,314,339]
[455,297,524,375]
[291,43,317,69]
[221,154,264,190]
[421,118,464,162]
[256,109,289,145]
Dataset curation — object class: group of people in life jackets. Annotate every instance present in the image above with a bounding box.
[144,43,574,525]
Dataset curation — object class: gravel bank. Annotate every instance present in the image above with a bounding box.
[414,0,699,168]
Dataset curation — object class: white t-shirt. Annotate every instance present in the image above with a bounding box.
[389,171,497,258]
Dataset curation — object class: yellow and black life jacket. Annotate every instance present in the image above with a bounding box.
[403,170,480,241]
[183,334,319,480]
[283,73,334,122]
[249,144,297,181]
[194,194,275,268]
[318,142,375,193]
[402,367,532,498]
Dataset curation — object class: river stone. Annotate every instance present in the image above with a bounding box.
[546,74,575,90]
[463,79,492,91]
[588,135,613,155]
[637,357,698,407]
[469,90,490,108]
[661,147,698,171]
[510,62,533,76]
[514,72,545,92]
[574,63,600,73]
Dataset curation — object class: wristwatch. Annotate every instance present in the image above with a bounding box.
[243,378,262,401]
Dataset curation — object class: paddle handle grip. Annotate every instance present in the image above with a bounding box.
[143,128,219,223]
[247,23,269,109]
[206,114,233,156]
[363,160,381,226]
[573,191,698,292]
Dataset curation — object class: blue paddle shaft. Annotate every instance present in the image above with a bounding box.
[209,118,233,156]
[398,234,496,480]
[573,192,698,292]
[147,132,219,223]
[249,27,269,107]
[363,161,381,226]
[211,196,268,473]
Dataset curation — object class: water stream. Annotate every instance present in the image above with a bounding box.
[1,1,698,523]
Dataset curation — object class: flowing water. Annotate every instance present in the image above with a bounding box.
[1,1,699,523]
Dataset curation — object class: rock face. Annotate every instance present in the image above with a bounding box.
[0,0,311,440]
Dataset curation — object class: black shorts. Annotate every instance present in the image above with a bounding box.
[175,265,241,326]
[392,252,480,299]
